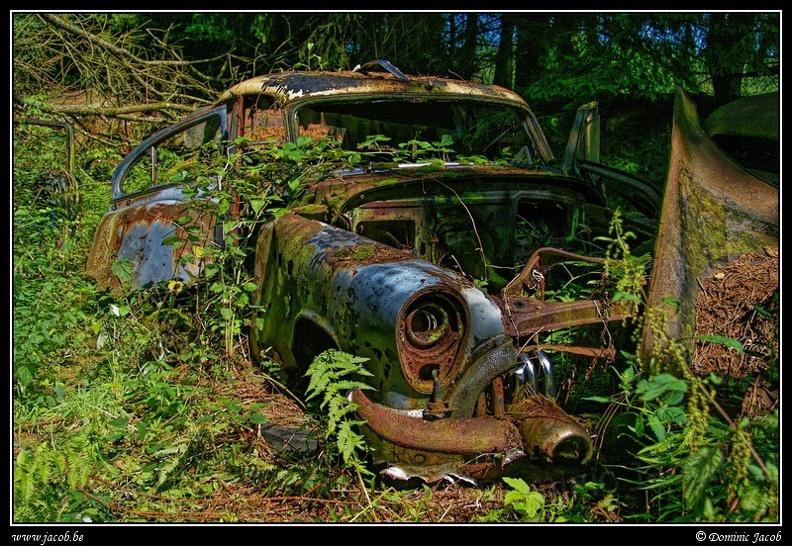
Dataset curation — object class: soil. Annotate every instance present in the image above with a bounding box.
[692,247,779,418]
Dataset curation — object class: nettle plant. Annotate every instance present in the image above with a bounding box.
[596,334,779,522]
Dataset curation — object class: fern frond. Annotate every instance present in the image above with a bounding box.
[336,421,370,469]
[304,349,374,477]
[682,446,723,511]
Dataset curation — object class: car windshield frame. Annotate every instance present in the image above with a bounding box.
[283,94,545,166]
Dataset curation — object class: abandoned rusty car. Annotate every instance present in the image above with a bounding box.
[86,61,777,483]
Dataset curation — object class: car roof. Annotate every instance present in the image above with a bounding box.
[703,92,779,141]
[215,67,532,109]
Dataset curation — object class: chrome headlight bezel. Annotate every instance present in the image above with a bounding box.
[398,289,467,395]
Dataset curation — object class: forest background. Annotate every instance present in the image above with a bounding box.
[11,11,780,526]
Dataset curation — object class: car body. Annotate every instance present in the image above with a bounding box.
[87,61,706,483]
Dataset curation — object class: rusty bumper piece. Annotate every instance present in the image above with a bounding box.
[349,387,592,466]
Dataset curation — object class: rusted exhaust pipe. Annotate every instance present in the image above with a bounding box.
[509,394,593,464]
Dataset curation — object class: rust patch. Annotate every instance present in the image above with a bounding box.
[86,200,217,290]
[508,392,593,464]
[522,344,616,360]
[641,89,779,365]
[331,244,407,264]
[350,388,522,454]
[500,298,631,336]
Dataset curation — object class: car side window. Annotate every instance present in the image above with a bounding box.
[118,111,225,197]
[240,96,288,145]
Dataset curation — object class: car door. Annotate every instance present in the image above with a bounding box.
[87,106,228,290]
[561,101,662,246]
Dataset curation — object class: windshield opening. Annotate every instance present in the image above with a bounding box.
[296,99,536,164]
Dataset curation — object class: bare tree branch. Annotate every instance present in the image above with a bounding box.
[39,102,196,117]
[13,13,241,146]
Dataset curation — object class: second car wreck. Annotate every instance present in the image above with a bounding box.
[86,61,777,483]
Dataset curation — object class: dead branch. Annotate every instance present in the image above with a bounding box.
[39,102,196,117]
[43,14,217,71]
[13,13,243,147]
[16,15,221,110]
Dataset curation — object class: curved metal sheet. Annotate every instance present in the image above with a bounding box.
[640,88,779,365]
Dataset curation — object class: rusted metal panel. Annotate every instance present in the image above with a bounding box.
[87,196,217,290]
[640,88,779,365]
[501,298,632,336]
[250,212,506,402]
[702,92,779,141]
[218,71,531,109]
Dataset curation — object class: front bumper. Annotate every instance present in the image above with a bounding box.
[349,377,593,482]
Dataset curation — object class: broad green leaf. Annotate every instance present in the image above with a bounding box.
[682,446,723,510]
[111,258,133,282]
[696,334,744,354]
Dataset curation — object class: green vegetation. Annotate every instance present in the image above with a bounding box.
[12,12,779,523]
[12,122,778,522]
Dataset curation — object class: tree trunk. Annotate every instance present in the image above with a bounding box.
[493,14,514,88]
[704,13,757,107]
